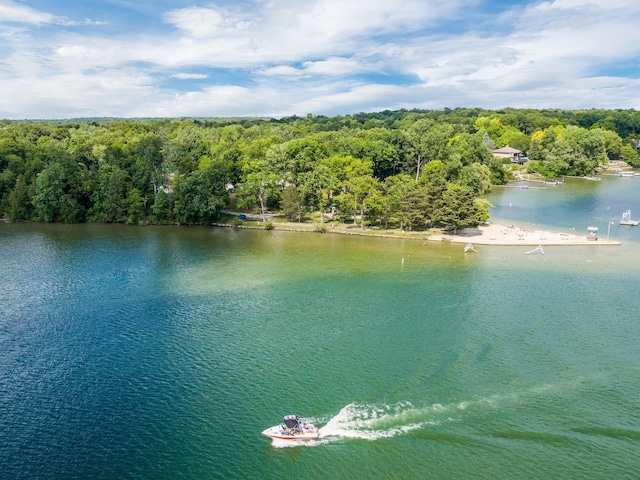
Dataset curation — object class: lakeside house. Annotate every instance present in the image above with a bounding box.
[492,145,529,165]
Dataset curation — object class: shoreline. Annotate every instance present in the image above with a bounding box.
[214,219,622,246]
[3,218,622,246]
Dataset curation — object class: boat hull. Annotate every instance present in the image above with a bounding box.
[261,425,319,441]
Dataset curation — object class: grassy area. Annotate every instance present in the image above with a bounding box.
[216,211,446,241]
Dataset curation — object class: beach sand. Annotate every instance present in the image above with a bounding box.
[217,212,621,246]
[444,223,621,246]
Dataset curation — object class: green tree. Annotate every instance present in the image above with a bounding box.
[8,176,31,221]
[33,162,66,222]
[433,184,488,233]
[0,172,13,216]
[236,171,280,221]
[152,190,173,223]
[363,185,385,227]
[620,144,639,166]
[405,119,433,181]
[335,190,358,224]
[280,185,304,222]
[134,134,165,196]
[173,167,227,224]
[264,137,328,184]
[459,163,492,194]
[498,126,530,152]
[381,173,415,229]
[489,157,513,185]
[126,187,146,224]
[90,164,129,222]
[419,160,447,185]
[298,163,339,223]
[347,174,380,230]
[398,186,430,230]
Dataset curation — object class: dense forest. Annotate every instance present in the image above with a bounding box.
[1,108,639,230]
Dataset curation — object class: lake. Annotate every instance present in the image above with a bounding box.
[1,175,639,479]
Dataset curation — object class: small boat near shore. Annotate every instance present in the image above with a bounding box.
[262,415,319,441]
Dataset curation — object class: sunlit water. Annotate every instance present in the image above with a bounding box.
[1,176,640,479]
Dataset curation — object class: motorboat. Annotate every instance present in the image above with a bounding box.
[261,415,319,441]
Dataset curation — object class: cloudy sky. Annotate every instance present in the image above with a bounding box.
[1,0,639,119]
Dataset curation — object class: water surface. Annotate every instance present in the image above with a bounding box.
[1,176,639,479]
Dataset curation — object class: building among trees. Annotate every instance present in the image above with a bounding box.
[492,145,528,164]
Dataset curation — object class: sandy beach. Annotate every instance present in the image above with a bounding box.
[444,223,621,246]
[218,211,622,246]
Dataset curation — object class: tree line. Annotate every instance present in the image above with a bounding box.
[0,108,638,230]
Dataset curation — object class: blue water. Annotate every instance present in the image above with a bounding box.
[1,176,640,479]
[488,175,640,243]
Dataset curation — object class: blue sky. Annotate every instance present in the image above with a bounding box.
[1,0,639,119]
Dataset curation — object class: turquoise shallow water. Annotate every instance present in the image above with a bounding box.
[1,176,640,479]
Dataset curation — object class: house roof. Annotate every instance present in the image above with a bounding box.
[492,145,521,154]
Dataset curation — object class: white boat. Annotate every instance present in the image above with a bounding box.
[262,415,319,441]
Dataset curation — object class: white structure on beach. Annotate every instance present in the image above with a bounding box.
[620,210,639,226]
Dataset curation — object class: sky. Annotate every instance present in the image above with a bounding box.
[1,0,639,119]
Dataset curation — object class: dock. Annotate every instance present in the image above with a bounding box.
[619,210,639,226]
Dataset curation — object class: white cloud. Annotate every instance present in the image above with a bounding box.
[292,0,452,41]
[0,68,157,118]
[291,83,416,115]
[140,85,264,118]
[256,65,303,77]
[303,57,374,76]
[0,1,58,25]
[399,0,640,97]
[157,0,466,66]
[1,0,640,119]
[0,1,103,27]
[163,5,255,39]
[172,73,209,80]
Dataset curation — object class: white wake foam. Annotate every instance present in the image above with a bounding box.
[270,384,564,447]
[317,401,445,441]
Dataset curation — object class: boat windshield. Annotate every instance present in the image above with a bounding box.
[283,415,300,429]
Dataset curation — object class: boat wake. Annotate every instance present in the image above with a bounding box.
[318,401,443,441]
[270,383,563,447]
[270,401,458,447]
